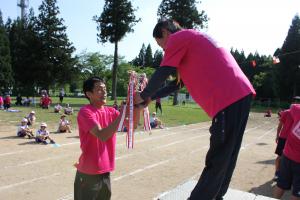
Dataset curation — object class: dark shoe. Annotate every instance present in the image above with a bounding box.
[50,140,55,144]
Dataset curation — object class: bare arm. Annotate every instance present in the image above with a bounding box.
[276,121,283,141]
[90,110,124,142]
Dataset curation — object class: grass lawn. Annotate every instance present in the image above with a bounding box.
[0,97,210,132]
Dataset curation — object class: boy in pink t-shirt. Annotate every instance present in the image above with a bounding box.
[134,19,255,200]
[274,104,300,199]
[274,109,293,180]
[74,77,124,200]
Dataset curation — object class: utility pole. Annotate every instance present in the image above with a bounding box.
[17,0,28,20]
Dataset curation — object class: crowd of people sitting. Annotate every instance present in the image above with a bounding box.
[15,109,73,144]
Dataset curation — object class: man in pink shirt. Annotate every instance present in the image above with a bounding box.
[134,19,255,200]
[74,77,124,200]
[274,104,300,200]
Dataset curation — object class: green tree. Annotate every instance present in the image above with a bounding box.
[157,0,209,105]
[94,0,140,100]
[37,0,76,90]
[76,52,113,94]
[131,43,146,67]
[0,11,13,91]
[157,0,208,29]
[144,44,153,67]
[153,49,163,68]
[7,9,44,96]
[277,14,300,100]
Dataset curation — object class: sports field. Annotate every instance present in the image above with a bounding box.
[0,112,292,200]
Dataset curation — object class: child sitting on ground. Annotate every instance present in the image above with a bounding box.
[57,115,72,133]
[54,103,63,113]
[26,111,36,126]
[150,112,164,129]
[64,104,74,115]
[35,122,55,144]
[17,118,34,138]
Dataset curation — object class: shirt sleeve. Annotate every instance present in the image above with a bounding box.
[140,66,177,100]
[151,79,183,100]
[77,107,99,133]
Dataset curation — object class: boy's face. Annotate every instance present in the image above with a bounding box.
[155,28,170,50]
[87,82,107,105]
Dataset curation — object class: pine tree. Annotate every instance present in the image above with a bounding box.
[144,44,153,67]
[0,10,13,91]
[7,9,44,95]
[153,50,163,68]
[37,0,76,90]
[94,0,140,100]
[157,0,208,29]
[135,43,146,67]
[279,14,300,99]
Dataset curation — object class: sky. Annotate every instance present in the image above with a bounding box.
[1,0,300,61]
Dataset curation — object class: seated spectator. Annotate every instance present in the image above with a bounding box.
[15,94,23,106]
[40,95,45,107]
[3,94,11,110]
[35,122,55,144]
[150,112,164,129]
[64,104,73,115]
[264,109,272,117]
[17,118,34,138]
[23,96,31,106]
[42,95,52,109]
[57,114,71,133]
[112,100,119,110]
[26,111,36,126]
[54,103,63,113]
[0,95,3,109]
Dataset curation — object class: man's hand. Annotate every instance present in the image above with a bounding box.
[134,92,151,107]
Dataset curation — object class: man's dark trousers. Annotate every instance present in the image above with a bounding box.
[189,94,252,200]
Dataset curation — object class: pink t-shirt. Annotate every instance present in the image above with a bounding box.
[279,109,293,139]
[160,29,256,118]
[283,104,300,163]
[76,105,120,175]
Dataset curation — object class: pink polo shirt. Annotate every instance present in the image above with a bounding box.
[160,29,256,118]
[284,104,300,163]
[278,109,293,139]
[76,105,120,175]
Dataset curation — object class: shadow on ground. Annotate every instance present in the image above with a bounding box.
[249,179,292,200]
[256,158,275,165]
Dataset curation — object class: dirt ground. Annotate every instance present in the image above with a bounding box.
[0,112,292,200]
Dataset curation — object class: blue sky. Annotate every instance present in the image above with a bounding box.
[1,0,300,61]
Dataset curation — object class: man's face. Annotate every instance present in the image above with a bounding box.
[88,82,107,105]
[155,28,170,50]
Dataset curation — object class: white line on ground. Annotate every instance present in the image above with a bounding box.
[0,125,210,157]
[241,127,275,150]
[0,173,60,192]
[2,155,70,169]
[54,124,269,200]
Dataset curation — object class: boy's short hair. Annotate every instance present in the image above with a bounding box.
[153,18,182,38]
[83,77,105,100]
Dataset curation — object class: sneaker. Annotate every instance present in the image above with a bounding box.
[273,171,280,181]
[42,141,48,145]
[50,140,55,144]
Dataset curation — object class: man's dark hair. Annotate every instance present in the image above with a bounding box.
[153,18,182,38]
[83,77,105,100]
